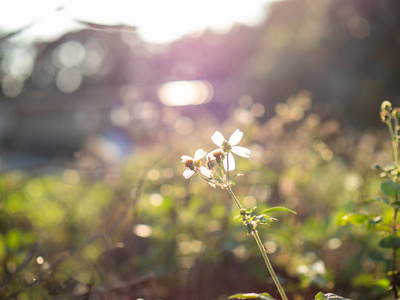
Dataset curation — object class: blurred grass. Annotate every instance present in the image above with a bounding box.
[0,92,395,299]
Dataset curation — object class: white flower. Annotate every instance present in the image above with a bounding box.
[181,149,212,179]
[211,129,250,171]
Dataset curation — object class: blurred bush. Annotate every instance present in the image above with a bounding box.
[0,91,394,299]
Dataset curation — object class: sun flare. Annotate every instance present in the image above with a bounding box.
[159,80,213,106]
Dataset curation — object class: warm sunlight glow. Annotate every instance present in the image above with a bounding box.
[159,80,213,106]
[131,0,271,43]
[0,0,273,44]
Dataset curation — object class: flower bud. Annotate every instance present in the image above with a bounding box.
[392,107,400,118]
[213,151,225,164]
[206,157,217,170]
[381,101,392,112]
[380,110,391,123]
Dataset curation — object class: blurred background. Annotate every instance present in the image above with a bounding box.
[1,0,400,299]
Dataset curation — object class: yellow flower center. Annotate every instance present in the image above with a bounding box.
[222,141,232,152]
[194,160,202,168]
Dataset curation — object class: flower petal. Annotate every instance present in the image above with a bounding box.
[223,152,235,171]
[211,131,225,147]
[228,129,243,146]
[232,146,251,158]
[194,149,207,161]
[181,155,193,162]
[200,166,212,177]
[183,169,195,179]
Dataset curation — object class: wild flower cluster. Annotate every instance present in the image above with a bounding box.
[181,129,293,300]
[181,128,349,300]
[181,129,250,188]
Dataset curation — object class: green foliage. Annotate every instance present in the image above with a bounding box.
[339,213,369,226]
[381,180,397,198]
[262,207,297,215]
[314,292,351,299]
[338,100,400,299]
[1,96,397,299]
[379,235,400,248]
[229,292,276,300]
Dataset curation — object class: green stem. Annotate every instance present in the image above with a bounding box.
[387,122,398,167]
[253,230,288,300]
[389,119,400,297]
[225,183,287,299]
[227,185,242,210]
[394,117,399,167]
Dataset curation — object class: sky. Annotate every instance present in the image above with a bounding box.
[0,0,273,44]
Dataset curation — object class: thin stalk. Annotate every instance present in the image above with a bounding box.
[393,170,399,297]
[253,230,288,300]
[226,185,242,210]
[225,154,241,210]
[389,119,400,298]
[222,154,287,299]
[394,117,399,167]
[387,121,398,167]
[225,182,287,299]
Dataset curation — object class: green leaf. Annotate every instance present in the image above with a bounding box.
[340,213,369,225]
[369,216,382,224]
[252,214,276,223]
[262,206,297,215]
[392,201,400,209]
[314,292,352,299]
[366,196,390,205]
[381,180,397,197]
[379,235,400,248]
[366,217,390,231]
[229,292,276,300]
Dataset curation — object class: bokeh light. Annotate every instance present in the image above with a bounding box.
[158,80,213,106]
[56,67,82,93]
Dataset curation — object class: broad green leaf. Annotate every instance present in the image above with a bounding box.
[340,213,368,225]
[315,292,352,299]
[229,292,276,300]
[366,196,390,205]
[262,207,297,215]
[381,180,397,197]
[379,235,400,248]
[392,201,400,208]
